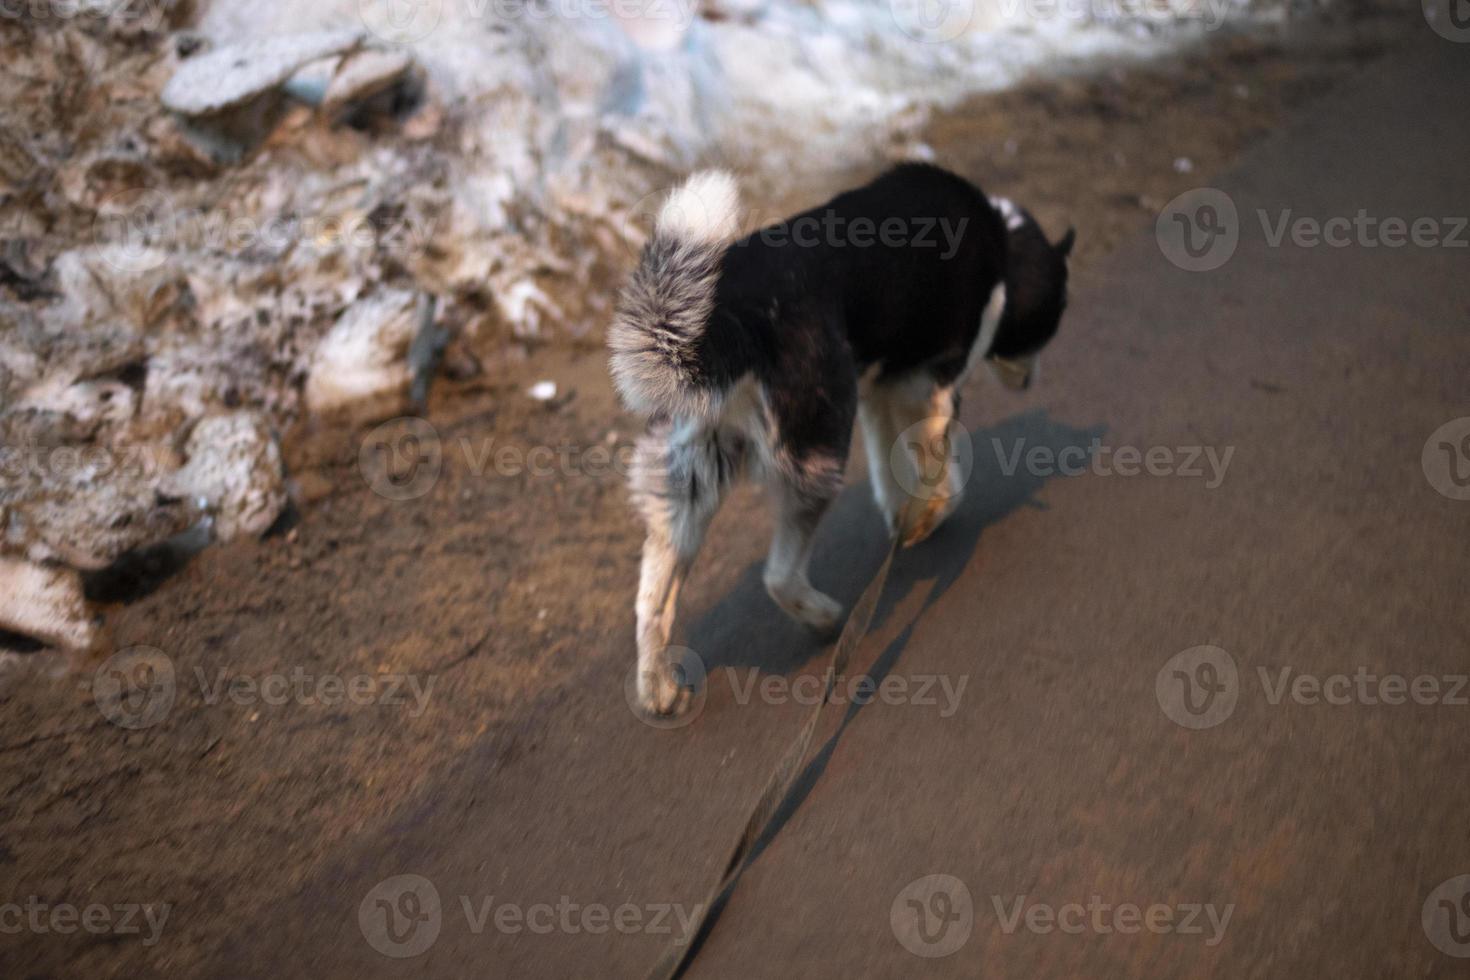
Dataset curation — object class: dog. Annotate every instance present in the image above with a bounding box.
[609,162,1074,717]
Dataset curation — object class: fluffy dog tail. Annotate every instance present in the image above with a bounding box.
[608,171,740,420]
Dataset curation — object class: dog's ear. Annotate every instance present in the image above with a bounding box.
[1055,227,1076,259]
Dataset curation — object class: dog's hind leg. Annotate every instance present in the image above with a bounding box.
[763,456,845,634]
[629,423,742,716]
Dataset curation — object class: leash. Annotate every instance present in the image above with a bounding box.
[644,506,911,980]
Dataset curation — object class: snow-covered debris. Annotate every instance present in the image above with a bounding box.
[305,290,430,415]
[160,29,366,115]
[163,413,288,541]
[0,558,95,651]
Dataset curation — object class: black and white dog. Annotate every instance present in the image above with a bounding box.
[609,163,1074,716]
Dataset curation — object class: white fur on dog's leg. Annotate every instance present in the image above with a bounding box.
[763,484,842,634]
[859,387,905,535]
[629,426,733,718]
[635,532,688,716]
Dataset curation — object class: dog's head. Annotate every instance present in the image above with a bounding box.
[986,199,1075,391]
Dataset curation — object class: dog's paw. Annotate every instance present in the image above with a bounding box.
[635,654,696,718]
[769,584,844,635]
[901,508,939,547]
[900,493,961,547]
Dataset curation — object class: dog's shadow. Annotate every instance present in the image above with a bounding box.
[668,409,1103,972]
[685,408,1104,678]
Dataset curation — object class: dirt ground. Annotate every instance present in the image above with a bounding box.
[0,4,1419,975]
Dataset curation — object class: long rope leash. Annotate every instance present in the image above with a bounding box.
[644,505,911,980]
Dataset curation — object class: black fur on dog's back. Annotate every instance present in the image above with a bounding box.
[609,163,1071,462]
[710,163,1008,389]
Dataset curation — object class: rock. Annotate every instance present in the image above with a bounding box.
[160,30,366,163]
[164,413,287,542]
[161,30,365,117]
[305,290,430,416]
[0,558,96,650]
[321,48,415,116]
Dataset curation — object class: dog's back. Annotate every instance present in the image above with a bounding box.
[716,163,1008,385]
